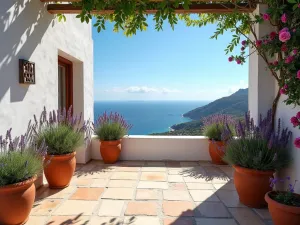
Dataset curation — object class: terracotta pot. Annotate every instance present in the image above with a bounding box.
[44,152,76,189]
[100,140,121,164]
[233,165,274,208]
[208,140,227,165]
[0,176,36,225]
[265,191,300,225]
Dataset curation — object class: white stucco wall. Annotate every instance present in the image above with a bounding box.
[0,0,94,163]
[91,136,210,161]
[249,4,300,192]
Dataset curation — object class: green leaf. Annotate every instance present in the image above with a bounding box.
[288,0,297,3]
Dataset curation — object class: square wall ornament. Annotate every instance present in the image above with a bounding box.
[19,59,35,84]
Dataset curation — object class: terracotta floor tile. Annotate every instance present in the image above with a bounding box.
[216,190,246,207]
[36,185,76,199]
[189,190,220,202]
[53,200,98,215]
[168,182,187,191]
[73,178,93,187]
[186,183,214,190]
[31,199,62,215]
[168,175,184,182]
[183,176,212,183]
[115,166,140,172]
[164,218,195,225]
[98,200,125,216]
[102,187,134,199]
[141,167,167,172]
[90,216,124,225]
[135,189,160,200]
[137,181,168,189]
[163,201,194,217]
[195,218,238,225]
[91,178,109,187]
[254,208,272,220]
[120,161,145,166]
[70,187,104,200]
[111,172,139,180]
[195,202,231,218]
[25,216,47,225]
[229,208,265,225]
[124,216,160,225]
[213,182,236,191]
[218,166,234,179]
[125,201,157,216]
[46,215,90,225]
[140,172,167,181]
[168,169,184,175]
[163,190,191,201]
[107,180,137,188]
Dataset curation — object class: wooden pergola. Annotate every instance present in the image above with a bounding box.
[41,0,255,14]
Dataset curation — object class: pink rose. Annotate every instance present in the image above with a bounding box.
[241,40,247,46]
[279,31,291,42]
[293,29,297,33]
[263,13,270,21]
[297,70,300,79]
[298,4,300,8]
[281,13,287,23]
[294,137,300,148]
[285,56,294,64]
[228,56,234,62]
[297,112,300,119]
[241,47,245,51]
[279,28,289,34]
[291,116,300,127]
[280,88,287,95]
[284,84,288,89]
[281,44,288,52]
[273,60,278,66]
[236,59,241,64]
[293,49,298,55]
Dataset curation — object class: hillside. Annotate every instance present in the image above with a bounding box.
[183,88,248,120]
[151,88,248,136]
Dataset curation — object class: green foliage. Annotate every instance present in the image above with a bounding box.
[223,138,291,171]
[38,125,83,155]
[95,122,127,141]
[0,151,43,186]
[203,124,223,141]
[273,191,300,207]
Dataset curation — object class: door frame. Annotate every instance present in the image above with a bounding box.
[58,56,73,111]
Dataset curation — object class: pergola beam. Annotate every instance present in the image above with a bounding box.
[47,3,254,14]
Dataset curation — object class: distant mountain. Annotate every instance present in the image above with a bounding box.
[183,88,248,120]
[151,88,248,136]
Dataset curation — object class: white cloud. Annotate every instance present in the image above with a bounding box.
[104,86,182,94]
[228,80,248,94]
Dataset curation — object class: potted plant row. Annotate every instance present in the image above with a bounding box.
[94,111,132,164]
[202,114,235,165]
[223,110,291,208]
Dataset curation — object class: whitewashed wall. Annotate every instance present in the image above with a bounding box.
[91,136,210,161]
[0,0,94,158]
[249,5,300,192]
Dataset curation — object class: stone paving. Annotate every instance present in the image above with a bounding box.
[26,160,273,225]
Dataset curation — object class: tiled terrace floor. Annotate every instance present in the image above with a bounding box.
[27,161,273,225]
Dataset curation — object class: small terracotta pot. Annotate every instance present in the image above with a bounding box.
[44,152,76,189]
[208,140,227,165]
[265,191,300,225]
[233,165,274,208]
[100,140,121,164]
[0,176,36,225]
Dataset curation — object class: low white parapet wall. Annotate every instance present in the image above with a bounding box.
[90,135,210,161]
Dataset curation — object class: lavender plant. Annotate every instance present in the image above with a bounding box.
[32,106,92,155]
[202,114,236,141]
[0,126,47,186]
[94,112,132,141]
[223,111,292,171]
[269,177,300,207]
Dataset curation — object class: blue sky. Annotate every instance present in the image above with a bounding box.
[93,17,248,101]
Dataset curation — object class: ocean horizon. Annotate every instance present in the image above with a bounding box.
[94,100,209,135]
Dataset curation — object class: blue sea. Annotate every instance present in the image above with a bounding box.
[94,101,209,135]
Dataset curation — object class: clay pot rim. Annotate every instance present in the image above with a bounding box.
[265,191,300,214]
[0,176,37,192]
[233,165,274,176]
[45,152,76,161]
[100,139,121,145]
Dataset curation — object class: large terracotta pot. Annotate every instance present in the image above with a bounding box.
[100,140,121,164]
[233,165,274,208]
[265,191,300,225]
[44,152,76,189]
[208,140,227,165]
[0,176,36,225]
